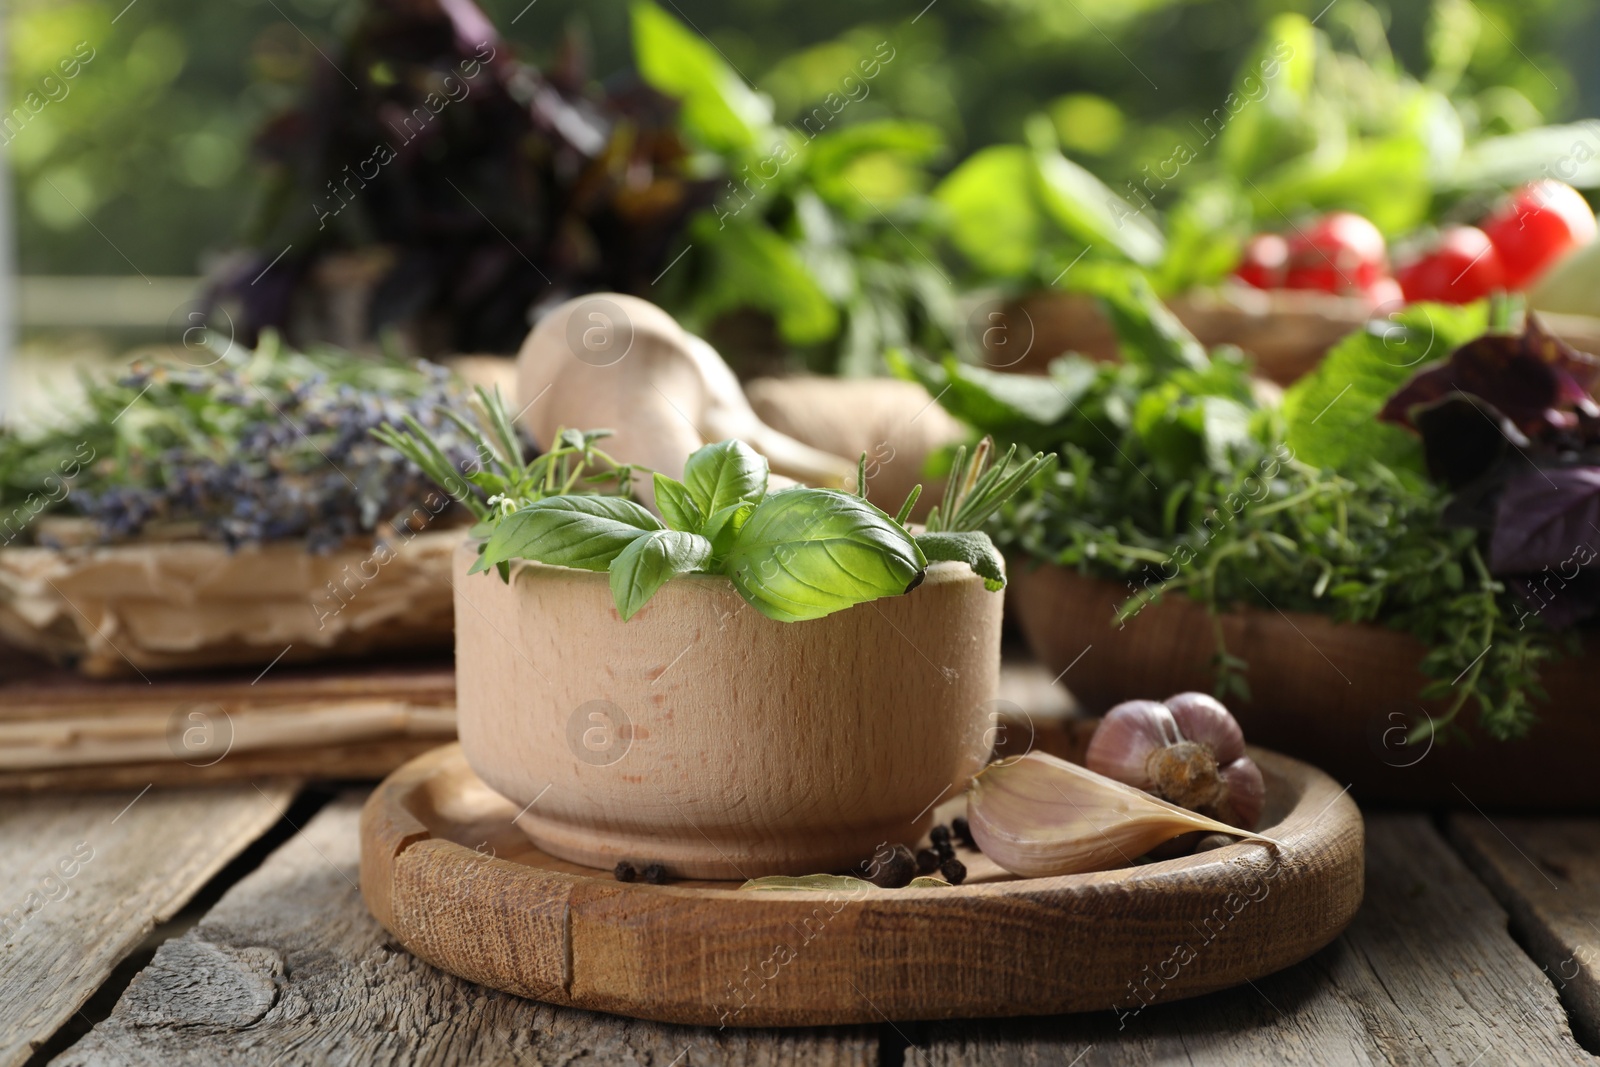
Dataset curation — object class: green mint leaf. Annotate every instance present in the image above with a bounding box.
[915,531,1007,591]
[609,530,713,621]
[653,473,703,532]
[723,488,926,622]
[477,497,663,573]
[683,439,768,516]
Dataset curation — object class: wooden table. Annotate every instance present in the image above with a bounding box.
[4,777,1597,1066]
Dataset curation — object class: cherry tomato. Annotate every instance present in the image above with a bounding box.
[1234,233,1289,289]
[1396,226,1506,305]
[1283,212,1387,294]
[1480,180,1597,289]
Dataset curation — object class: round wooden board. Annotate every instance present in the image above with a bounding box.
[360,742,1363,1028]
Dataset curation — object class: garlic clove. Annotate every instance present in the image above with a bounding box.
[1086,693,1266,830]
[967,751,1281,879]
[1219,756,1266,829]
[1083,700,1173,790]
[1164,691,1246,765]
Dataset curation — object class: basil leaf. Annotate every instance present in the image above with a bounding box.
[915,531,1007,591]
[654,473,703,532]
[609,530,713,621]
[724,488,926,622]
[473,497,663,574]
[683,439,768,517]
[702,499,756,559]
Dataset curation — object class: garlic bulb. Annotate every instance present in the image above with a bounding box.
[1085,692,1265,829]
[966,752,1280,878]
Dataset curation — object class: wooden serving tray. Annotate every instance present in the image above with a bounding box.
[1009,562,1600,809]
[360,742,1363,1027]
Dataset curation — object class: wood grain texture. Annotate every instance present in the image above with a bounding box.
[0,738,449,793]
[58,794,876,1067]
[360,742,1362,1028]
[1009,561,1600,809]
[0,780,297,1067]
[0,651,454,790]
[911,817,1594,1066]
[1449,814,1600,1050]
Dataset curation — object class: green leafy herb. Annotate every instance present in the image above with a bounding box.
[723,488,926,622]
[899,279,1563,740]
[473,497,664,575]
[386,407,1050,621]
[609,529,715,621]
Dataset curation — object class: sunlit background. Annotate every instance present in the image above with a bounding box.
[7,0,1599,411]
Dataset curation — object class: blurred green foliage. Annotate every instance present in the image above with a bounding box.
[7,0,1595,277]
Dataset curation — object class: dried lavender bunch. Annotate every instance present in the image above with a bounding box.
[0,330,485,552]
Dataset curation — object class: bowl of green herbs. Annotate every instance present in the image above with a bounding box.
[896,271,1600,808]
[380,401,1053,877]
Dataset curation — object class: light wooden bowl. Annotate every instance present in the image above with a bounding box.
[360,741,1364,1026]
[452,541,1004,878]
[997,287,1600,384]
[1009,561,1600,809]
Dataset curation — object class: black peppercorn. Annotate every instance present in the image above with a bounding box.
[929,824,951,848]
[940,857,967,886]
[952,816,976,850]
[863,843,916,889]
[915,848,941,875]
[642,863,669,885]
[614,861,637,882]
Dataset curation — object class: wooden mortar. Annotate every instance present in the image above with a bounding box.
[452,541,1003,879]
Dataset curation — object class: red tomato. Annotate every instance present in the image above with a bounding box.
[1396,226,1506,304]
[1284,212,1387,294]
[1234,233,1289,289]
[1480,180,1597,289]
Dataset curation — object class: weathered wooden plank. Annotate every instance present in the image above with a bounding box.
[1449,814,1600,1050]
[56,794,876,1066]
[911,816,1593,1066]
[0,780,298,1067]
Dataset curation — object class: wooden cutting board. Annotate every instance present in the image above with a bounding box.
[0,645,455,790]
[360,742,1364,1027]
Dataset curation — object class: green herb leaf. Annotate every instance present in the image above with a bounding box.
[609,529,713,620]
[724,488,927,622]
[474,497,664,575]
[683,439,768,517]
[629,0,772,154]
[916,530,1007,591]
[702,499,757,559]
[653,473,703,532]
[1282,301,1488,474]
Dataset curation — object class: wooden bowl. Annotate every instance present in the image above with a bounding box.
[360,741,1363,1027]
[451,542,1003,878]
[1009,561,1600,809]
[996,287,1600,384]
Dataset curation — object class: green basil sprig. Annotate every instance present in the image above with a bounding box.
[470,438,1054,623]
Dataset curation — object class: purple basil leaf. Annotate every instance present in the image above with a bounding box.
[1488,465,1600,574]
[1381,313,1600,444]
